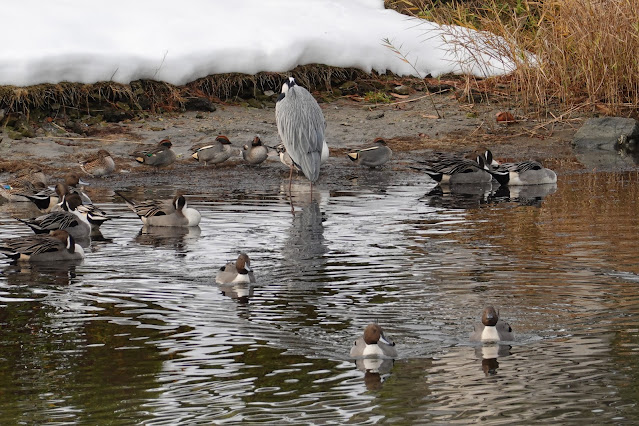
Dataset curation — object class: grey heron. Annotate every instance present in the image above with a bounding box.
[275,77,326,207]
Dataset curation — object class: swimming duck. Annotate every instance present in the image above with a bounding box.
[464,146,500,167]
[56,191,109,230]
[241,135,269,165]
[350,323,398,358]
[115,191,201,227]
[216,253,255,284]
[15,193,91,240]
[347,138,393,168]
[469,306,514,342]
[488,160,557,186]
[80,149,116,177]
[0,230,85,262]
[414,154,492,184]
[132,139,176,168]
[191,135,234,166]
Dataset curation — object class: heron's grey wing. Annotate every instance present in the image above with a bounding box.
[276,87,325,182]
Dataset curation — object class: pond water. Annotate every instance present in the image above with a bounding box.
[1,168,639,424]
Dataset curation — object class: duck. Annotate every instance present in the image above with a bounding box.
[191,135,234,166]
[469,306,514,342]
[347,138,393,168]
[115,191,201,227]
[0,167,48,201]
[275,143,301,172]
[80,149,116,177]
[0,178,47,202]
[15,193,92,240]
[350,323,398,358]
[241,135,269,165]
[464,146,500,167]
[132,139,176,168]
[274,141,329,170]
[215,253,255,284]
[488,160,557,186]
[20,173,91,212]
[0,230,85,262]
[56,191,110,230]
[413,154,492,184]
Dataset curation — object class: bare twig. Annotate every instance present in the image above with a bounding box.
[382,38,442,118]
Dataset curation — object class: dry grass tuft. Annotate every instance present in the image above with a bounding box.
[0,65,370,115]
[386,0,639,116]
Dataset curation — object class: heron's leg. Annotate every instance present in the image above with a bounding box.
[288,164,295,214]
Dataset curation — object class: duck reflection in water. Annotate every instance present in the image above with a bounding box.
[421,182,493,210]
[135,225,201,252]
[488,182,557,207]
[218,282,254,304]
[4,260,81,286]
[357,358,395,390]
[476,344,512,376]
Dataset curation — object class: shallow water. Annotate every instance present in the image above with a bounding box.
[2,170,639,424]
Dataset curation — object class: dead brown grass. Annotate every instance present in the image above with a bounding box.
[386,0,639,116]
[0,65,371,116]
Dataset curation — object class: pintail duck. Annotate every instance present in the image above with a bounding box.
[191,135,234,166]
[0,230,85,262]
[470,306,514,342]
[242,135,269,165]
[463,147,499,167]
[216,253,255,284]
[115,191,201,227]
[347,138,393,168]
[56,191,109,230]
[414,154,492,184]
[488,160,557,186]
[80,149,116,177]
[350,323,398,358]
[15,193,92,240]
[25,174,92,213]
[132,139,176,168]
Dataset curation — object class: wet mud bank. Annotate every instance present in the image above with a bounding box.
[0,87,603,195]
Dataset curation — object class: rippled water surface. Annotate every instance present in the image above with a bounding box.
[2,170,639,424]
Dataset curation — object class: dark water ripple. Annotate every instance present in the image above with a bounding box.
[2,173,639,423]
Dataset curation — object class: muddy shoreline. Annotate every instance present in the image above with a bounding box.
[0,89,583,194]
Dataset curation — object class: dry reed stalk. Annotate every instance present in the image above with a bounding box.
[387,0,639,116]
